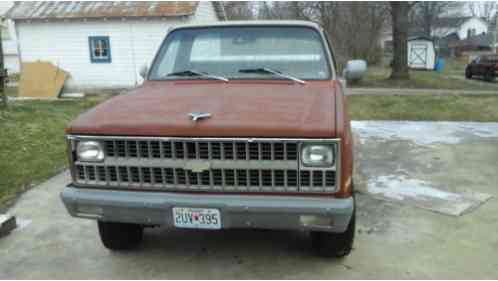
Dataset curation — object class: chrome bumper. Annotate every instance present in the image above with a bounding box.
[61,185,354,233]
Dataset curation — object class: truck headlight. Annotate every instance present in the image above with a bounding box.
[76,141,104,162]
[301,144,334,167]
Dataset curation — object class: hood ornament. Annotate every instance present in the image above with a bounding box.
[189,112,211,122]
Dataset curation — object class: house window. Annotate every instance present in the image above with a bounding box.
[89,36,111,63]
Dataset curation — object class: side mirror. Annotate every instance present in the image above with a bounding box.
[139,63,149,79]
[343,60,367,81]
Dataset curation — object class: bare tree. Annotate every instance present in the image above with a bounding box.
[467,1,498,23]
[0,18,6,109]
[257,2,313,20]
[224,2,255,20]
[411,2,465,37]
[390,2,412,80]
[258,2,389,67]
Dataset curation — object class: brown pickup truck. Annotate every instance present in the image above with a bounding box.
[61,21,365,258]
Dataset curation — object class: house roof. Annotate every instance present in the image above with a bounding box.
[434,16,486,28]
[449,33,493,48]
[6,1,226,21]
[408,36,433,42]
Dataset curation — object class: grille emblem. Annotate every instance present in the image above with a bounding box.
[184,161,211,173]
[189,112,211,121]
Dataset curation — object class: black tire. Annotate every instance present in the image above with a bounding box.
[484,71,495,82]
[311,207,355,258]
[465,68,472,79]
[98,221,143,250]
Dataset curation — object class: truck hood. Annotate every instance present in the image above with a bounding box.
[67,80,338,138]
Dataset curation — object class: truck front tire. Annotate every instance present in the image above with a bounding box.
[465,69,472,79]
[484,71,495,82]
[98,221,143,250]
[311,209,355,258]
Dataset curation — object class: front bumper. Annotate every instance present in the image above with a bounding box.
[61,185,354,233]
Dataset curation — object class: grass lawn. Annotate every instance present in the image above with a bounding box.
[351,65,498,91]
[348,94,498,121]
[0,95,109,207]
[4,86,18,97]
[441,58,468,76]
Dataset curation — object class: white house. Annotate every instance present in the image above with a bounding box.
[432,16,488,39]
[6,1,225,91]
[0,1,19,74]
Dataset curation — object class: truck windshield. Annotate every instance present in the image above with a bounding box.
[148,26,331,81]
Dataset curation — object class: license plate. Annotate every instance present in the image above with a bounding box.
[172,207,221,229]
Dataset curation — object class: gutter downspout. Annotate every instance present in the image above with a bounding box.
[13,19,22,74]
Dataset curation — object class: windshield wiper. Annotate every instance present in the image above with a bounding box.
[238,67,306,85]
[165,70,229,82]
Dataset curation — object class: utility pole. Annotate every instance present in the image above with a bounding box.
[0,17,7,109]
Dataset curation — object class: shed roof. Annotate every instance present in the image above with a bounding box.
[408,36,433,42]
[6,1,226,21]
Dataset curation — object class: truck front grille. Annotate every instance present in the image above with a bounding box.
[103,140,298,161]
[70,137,339,194]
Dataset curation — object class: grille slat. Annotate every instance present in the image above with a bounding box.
[74,138,337,193]
[151,141,161,158]
[236,142,247,160]
[163,142,172,158]
[109,166,117,182]
[249,143,259,160]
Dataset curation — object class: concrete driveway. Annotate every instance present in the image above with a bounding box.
[1,121,498,279]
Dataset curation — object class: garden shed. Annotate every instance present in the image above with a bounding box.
[407,36,436,70]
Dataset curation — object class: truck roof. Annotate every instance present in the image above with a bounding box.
[169,20,322,31]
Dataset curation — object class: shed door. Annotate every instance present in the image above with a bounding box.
[409,43,428,68]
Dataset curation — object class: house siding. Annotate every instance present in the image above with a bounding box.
[432,18,489,39]
[14,2,220,91]
[16,18,185,90]
[458,18,488,39]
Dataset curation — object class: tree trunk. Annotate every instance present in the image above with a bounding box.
[422,3,432,37]
[0,18,6,109]
[390,2,410,80]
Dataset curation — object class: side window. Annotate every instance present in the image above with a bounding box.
[89,36,111,63]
